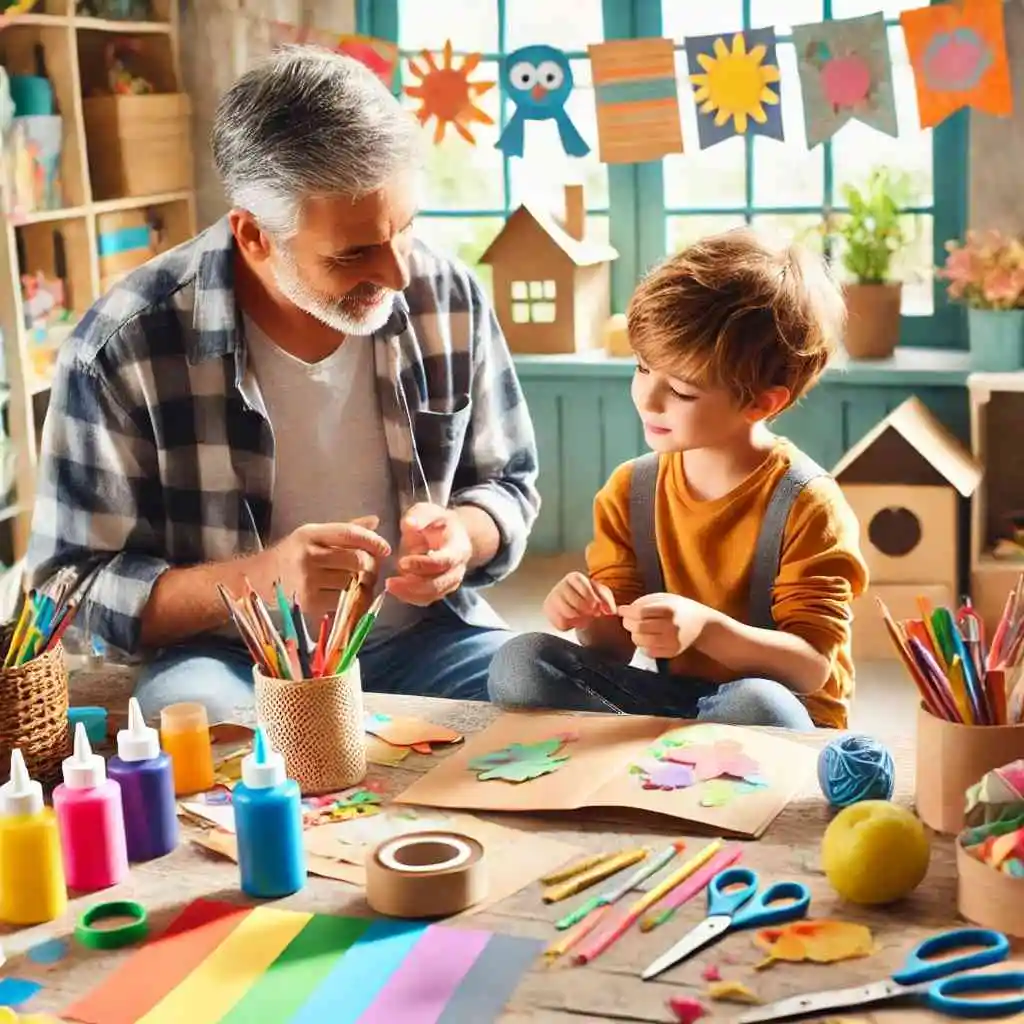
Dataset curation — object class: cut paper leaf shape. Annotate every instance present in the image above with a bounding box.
[364,712,463,751]
[707,980,762,1005]
[637,760,696,791]
[699,779,764,808]
[900,0,1012,128]
[469,735,575,783]
[404,39,496,144]
[686,29,783,149]
[587,37,684,164]
[792,13,898,148]
[753,920,876,969]
[337,33,399,89]
[301,787,384,826]
[497,44,589,158]
[664,740,763,783]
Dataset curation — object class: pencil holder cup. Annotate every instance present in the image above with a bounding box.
[253,660,367,795]
[0,622,70,788]
[915,704,1024,834]
[956,839,1024,939]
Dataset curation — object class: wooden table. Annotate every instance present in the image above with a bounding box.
[3,695,964,1024]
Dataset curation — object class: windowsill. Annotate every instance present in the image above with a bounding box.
[513,346,972,386]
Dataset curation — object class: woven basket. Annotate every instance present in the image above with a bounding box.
[0,623,70,788]
[253,661,367,795]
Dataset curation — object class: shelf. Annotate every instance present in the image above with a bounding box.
[0,13,69,27]
[92,189,190,213]
[16,217,95,317]
[12,205,89,225]
[975,553,1024,573]
[73,16,170,33]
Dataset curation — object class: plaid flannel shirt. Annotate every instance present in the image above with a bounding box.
[26,217,540,656]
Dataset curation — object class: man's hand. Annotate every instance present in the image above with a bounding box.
[385,503,473,607]
[618,594,715,661]
[273,517,391,619]
[543,572,617,632]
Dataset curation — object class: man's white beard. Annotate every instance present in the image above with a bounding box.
[271,251,395,336]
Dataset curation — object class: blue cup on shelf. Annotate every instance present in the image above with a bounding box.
[9,75,53,117]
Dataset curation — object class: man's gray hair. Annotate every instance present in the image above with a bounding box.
[211,45,423,238]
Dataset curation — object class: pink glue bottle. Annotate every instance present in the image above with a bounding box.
[53,722,129,892]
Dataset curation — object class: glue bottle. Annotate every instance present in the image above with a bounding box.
[233,725,306,898]
[0,749,67,924]
[160,702,215,795]
[53,722,130,892]
[108,697,179,862]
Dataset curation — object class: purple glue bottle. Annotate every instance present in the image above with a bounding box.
[108,697,179,862]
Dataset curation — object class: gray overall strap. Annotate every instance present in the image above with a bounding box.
[629,453,665,597]
[747,454,828,631]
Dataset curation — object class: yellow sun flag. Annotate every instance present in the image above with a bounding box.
[690,33,781,135]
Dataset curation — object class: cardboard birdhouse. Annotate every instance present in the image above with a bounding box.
[831,396,982,661]
[480,184,619,356]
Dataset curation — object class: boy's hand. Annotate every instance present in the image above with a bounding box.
[619,594,714,660]
[543,572,617,631]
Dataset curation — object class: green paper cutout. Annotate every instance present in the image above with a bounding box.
[699,779,763,807]
[468,735,575,783]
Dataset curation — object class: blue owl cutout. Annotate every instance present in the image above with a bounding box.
[497,45,590,158]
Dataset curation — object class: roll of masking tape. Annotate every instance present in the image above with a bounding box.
[366,831,487,918]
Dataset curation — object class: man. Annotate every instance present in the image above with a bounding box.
[26,47,540,722]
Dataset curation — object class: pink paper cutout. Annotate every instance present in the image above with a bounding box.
[663,740,762,783]
[641,761,696,791]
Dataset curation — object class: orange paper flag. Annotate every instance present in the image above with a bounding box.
[900,0,1013,128]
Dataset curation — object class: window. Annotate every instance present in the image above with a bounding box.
[361,0,968,348]
[511,279,558,323]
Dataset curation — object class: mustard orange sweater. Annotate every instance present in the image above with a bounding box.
[586,441,869,728]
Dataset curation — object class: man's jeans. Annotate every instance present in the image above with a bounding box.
[488,633,817,730]
[133,604,509,722]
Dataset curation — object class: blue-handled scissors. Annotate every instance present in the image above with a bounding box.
[737,928,1024,1023]
[641,867,811,981]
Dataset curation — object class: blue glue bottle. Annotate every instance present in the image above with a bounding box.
[107,697,179,863]
[234,725,306,898]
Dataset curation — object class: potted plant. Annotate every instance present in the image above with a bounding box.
[938,229,1024,372]
[829,166,911,360]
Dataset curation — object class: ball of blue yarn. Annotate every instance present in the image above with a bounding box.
[817,734,895,808]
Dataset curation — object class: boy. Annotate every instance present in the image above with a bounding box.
[488,228,868,730]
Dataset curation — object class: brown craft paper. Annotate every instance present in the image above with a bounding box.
[394,712,818,838]
[915,704,1024,834]
[957,839,1024,940]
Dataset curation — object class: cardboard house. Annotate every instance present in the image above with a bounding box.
[831,396,983,661]
[479,184,618,356]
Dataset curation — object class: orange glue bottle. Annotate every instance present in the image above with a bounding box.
[160,702,215,795]
[0,749,67,925]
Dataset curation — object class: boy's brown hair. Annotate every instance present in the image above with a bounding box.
[627,228,845,408]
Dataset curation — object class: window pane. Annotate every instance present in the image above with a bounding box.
[508,58,608,209]
[831,0,922,18]
[398,0,498,54]
[662,0,743,39]
[667,214,747,254]
[750,214,825,252]
[750,0,823,34]
[751,44,824,207]
[406,59,505,210]
[504,0,603,52]
[665,54,746,209]
[413,216,505,295]
[830,30,932,206]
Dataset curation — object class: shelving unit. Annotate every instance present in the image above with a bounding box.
[0,0,195,563]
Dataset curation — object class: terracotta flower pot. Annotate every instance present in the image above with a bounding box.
[842,282,902,360]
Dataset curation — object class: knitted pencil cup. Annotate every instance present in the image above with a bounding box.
[817,734,895,809]
[252,660,367,795]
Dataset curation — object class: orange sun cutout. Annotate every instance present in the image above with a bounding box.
[404,39,496,145]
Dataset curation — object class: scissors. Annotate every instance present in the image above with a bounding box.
[737,928,1024,1024]
[641,866,810,981]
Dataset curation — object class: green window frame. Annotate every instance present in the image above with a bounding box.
[359,0,970,349]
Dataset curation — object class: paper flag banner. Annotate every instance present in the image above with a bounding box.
[404,39,496,145]
[497,44,590,158]
[685,29,784,149]
[64,899,543,1024]
[792,13,898,147]
[587,37,684,164]
[900,0,1013,128]
[267,23,398,88]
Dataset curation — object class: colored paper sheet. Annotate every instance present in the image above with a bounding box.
[337,33,399,89]
[497,45,590,158]
[587,37,684,163]
[217,914,370,1024]
[901,0,1013,128]
[405,40,496,145]
[435,933,544,1024]
[136,907,312,1024]
[290,919,427,1024]
[358,925,491,1024]
[0,979,41,1007]
[685,29,784,148]
[792,13,898,147]
[64,899,251,1024]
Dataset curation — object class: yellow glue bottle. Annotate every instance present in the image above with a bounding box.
[0,749,67,925]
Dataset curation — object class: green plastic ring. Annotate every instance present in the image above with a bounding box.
[75,899,149,950]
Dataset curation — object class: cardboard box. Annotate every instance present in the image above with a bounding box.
[957,839,1024,938]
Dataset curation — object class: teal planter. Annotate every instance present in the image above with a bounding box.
[969,308,1024,372]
